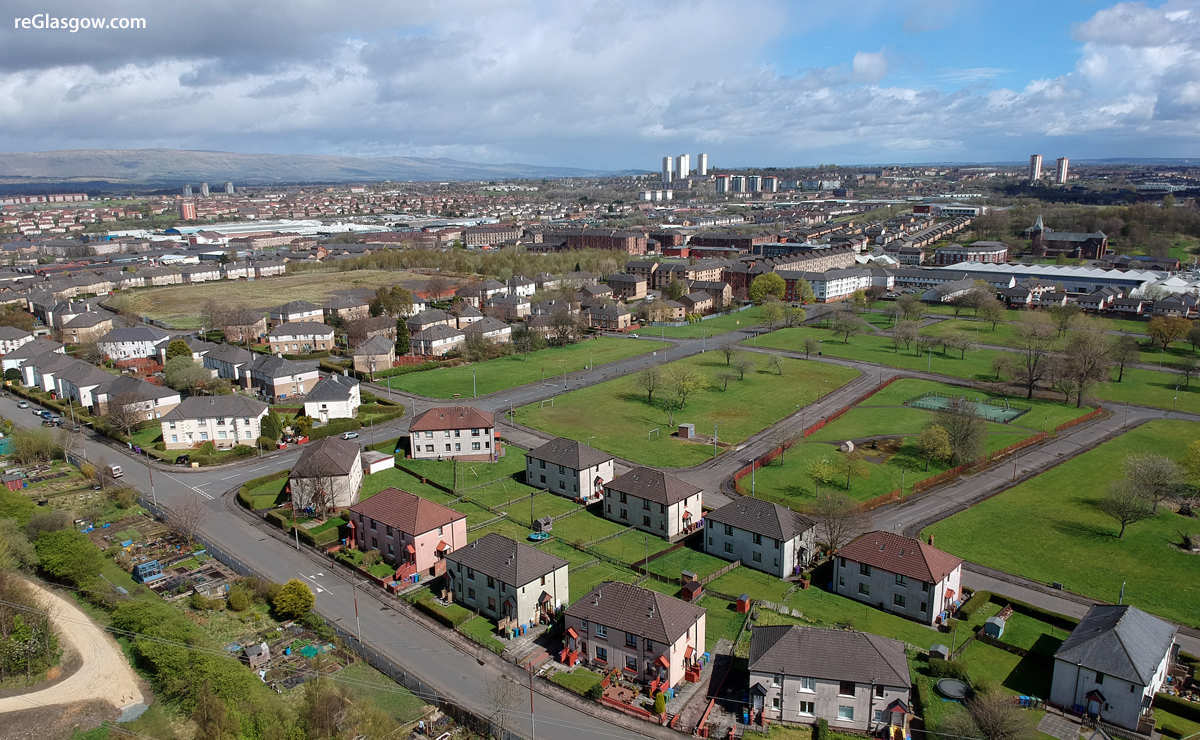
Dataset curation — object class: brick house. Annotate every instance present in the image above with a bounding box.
[346,487,467,579]
[834,531,963,625]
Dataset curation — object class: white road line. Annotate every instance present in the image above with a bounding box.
[159,470,215,500]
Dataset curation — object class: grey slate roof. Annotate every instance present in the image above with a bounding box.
[273,300,321,314]
[566,581,705,645]
[604,467,701,506]
[353,335,395,356]
[526,437,613,470]
[250,353,318,379]
[103,374,178,402]
[291,436,361,478]
[305,374,358,402]
[204,344,255,366]
[749,625,909,687]
[100,326,170,343]
[267,321,333,338]
[706,497,815,542]
[447,533,567,587]
[1053,605,1176,685]
[0,325,33,339]
[160,394,267,421]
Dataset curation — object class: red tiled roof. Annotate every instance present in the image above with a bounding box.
[837,530,962,583]
[349,488,465,535]
[409,405,495,432]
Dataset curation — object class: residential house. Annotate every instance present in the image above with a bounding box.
[486,294,531,321]
[406,309,455,333]
[407,406,495,461]
[606,273,647,300]
[705,497,817,578]
[220,309,268,343]
[159,395,268,450]
[97,326,171,361]
[562,582,705,691]
[248,354,320,400]
[534,273,561,292]
[410,325,466,357]
[1050,605,1178,732]
[100,374,181,421]
[834,531,963,625]
[451,302,484,328]
[346,315,396,345]
[602,467,702,541]
[524,437,615,502]
[586,303,632,331]
[477,279,508,300]
[324,294,371,323]
[748,625,911,733]
[269,300,323,327]
[352,335,396,375]
[58,312,112,345]
[648,300,686,322]
[679,291,714,315]
[465,317,512,345]
[303,374,361,422]
[267,322,335,354]
[445,533,569,627]
[507,275,536,298]
[0,326,34,355]
[290,436,364,511]
[2,338,65,375]
[345,487,467,578]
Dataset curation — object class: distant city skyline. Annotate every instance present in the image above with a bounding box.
[1,0,1198,169]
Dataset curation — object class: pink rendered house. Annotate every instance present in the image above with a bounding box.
[346,488,467,580]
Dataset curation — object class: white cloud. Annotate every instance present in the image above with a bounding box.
[852,50,889,82]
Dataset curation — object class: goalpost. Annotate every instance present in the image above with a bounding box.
[648,427,660,441]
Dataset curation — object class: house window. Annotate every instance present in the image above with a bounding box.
[386,526,393,536]
[798,701,814,716]
[893,594,906,607]
[619,492,627,503]
[839,681,855,697]
[875,685,885,698]
[723,524,733,536]
[838,576,845,587]
[874,710,885,723]
[922,582,930,593]
[858,583,870,596]
[1095,672,1104,685]
[838,706,854,721]
[752,552,762,563]
[752,533,762,545]
[466,568,474,579]
[539,459,546,469]
[772,697,780,710]
[772,674,781,687]
[540,575,546,586]
[370,520,377,530]
[595,646,607,662]
[642,515,651,526]
[642,499,650,510]
[839,557,846,568]
[488,597,496,611]
[859,563,871,576]
[799,676,815,691]
[472,442,480,451]
[595,624,607,638]
[467,587,475,599]
[540,475,546,484]
[620,509,627,519]
[425,445,434,452]
[625,633,637,648]
[487,576,495,588]
[895,574,907,586]
[920,602,927,612]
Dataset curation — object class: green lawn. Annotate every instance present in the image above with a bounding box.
[1094,366,1200,415]
[707,567,794,603]
[550,667,605,695]
[385,337,669,397]
[412,591,472,627]
[588,529,674,565]
[515,353,860,467]
[860,378,1090,433]
[698,595,748,650]
[241,474,288,509]
[534,538,597,568]
[549,509,630,546]
[399,445,528,491]
[334,662,430,722]
[958,639,1053,698]
[649,306,765,339]
[924,420,1200,626]
[467,518,535,542]
[644,546,730,580]
[569,562,639,601]
[500,493,583,527]
[458,616,506,654]
[777,584,947,650]
[360,467,459,504]
[993,612,1070,656]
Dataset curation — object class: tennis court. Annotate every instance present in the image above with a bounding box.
[905,392,1028,423]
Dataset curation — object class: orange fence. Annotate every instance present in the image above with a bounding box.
[1055,406,1104,432]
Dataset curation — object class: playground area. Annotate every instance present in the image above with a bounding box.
[905,392,1029,423]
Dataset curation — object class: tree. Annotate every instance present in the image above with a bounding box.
[370,285,414,316]
[11,428,61,465]
[811,490,858,552]
[550,307,578,345]
[487,676,519,739]
[1109,334,1140,383]
[732,356,753,380]
[977,295,1004,331]
[917,424,952,471]
[767,355,783,376]
[394,316,410,356]
[946,332,974,359]
[896,294,923,322]
[1180,357,1198,388]
[1100,480,1156,539]
[1122,453,1181,513]
[807,457,839,490]
[944,686,1033,740]
[3,368,20,383]
[1011,312,1057,398]
[893,320,919,352]
[639,367,660,405]
[273,579,315,619]
[936,397,986,465]
[850,289,870,311]
[261,410,284,442]
[721,346,735,366]
[790,278,815,305]
[830,311,867,343]
[761,299,786,329]
[666,365,706,410]
[164,356,211,393]
[165,338,192,362]
[424,276,451,300]
[665,277,687,301]
[0,519,37,570]
[34,529,104,586]
[748,273,786,304]
[785,305,807,327]
[1148,316,1191,351]
[1188,323,1200,353]
[171,495,207,546]
[717,372,737,391]
[1061,319,1111,407]
[1047,303,1082,337]
[841,451,870,490]
[105,392,144,438]
[803,337,819,359]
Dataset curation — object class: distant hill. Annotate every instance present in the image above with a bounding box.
[0,148,610,185]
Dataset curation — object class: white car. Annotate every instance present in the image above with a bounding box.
[341,431,360,440]
[17,401,28,409]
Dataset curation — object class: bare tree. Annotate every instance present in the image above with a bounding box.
[1061,319,1111,406]
[935,397,986,465]
[1100,480,1155,539]
[1109,334,1140,383]
[977,295,1005,330]
[803,337,819,359]
[105,392,144,438]
[171,495,208,546]
[944,687,1034,740]
[425,276,451,300]
[1122,453,1181,513]
[1047,303,1082,337]
[811,490,859,553]
[830,310,867,343]
[717,372,737,391]
[486,676,519,739]
[1012,312,1057,398]
[550,307,578,345]
[732,357,753,380]
[896,293,923,322]
[721,346,735,366]
[639,367,660,405]
[893,320,918,352]
[767,355,783,376]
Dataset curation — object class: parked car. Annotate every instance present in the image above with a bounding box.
[174,455,190,465]
[39,410,54,420]
[16,401,28,409]
[341,431,359,440]
[32,409,43,417]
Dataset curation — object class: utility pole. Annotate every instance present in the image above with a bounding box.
[473,368,477,398]
[528,661,537,740]
[712,424,718,458]
[353,579,362,642]
[145,451,157,508]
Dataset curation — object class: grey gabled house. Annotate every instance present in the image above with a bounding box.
[704,497,816,578]
[524,437,615,502]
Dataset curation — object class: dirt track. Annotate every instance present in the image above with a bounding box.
[0,579,144,716]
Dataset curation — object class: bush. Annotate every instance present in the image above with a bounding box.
[227,583,253,611]
[26,510,72,540]
[308,417,362,441]
[957,590,990,619]
[1155,693,1200,724]
[585,684,604,700]
[928,657,970,681]
[815,718,830,740]
[272,579,315,619]
[35,530,104,587]
[653,692,666,715]
[189,592,223,611]
[107,486,139,509]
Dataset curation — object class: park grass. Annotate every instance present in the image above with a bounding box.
[644,546,729,580]
[384,336,669,398]
[569,562,639,601]
[648,306,766,339]
[458,616,506,655]
[550,667,605,695]
[334,662,430,723]
[111,269,434,328]
[1094,366,1200,415]
[515,353,860,467]
[858,378,1092,433]
[698,595,748,650]
[924,420,1200,626]
[588,529,674,565]
[360,467,458,504]
[550,509,629,546]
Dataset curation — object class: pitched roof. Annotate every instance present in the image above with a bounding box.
[1054,605,1176,684]
[204,344,255,365]
[604,467,701,506]
[273,300,321,314]
[409,406,494,432]
[566,581,705,644]
[749,625,909,687]
[160,394,267,421]
[62,312,110,329]
[102,374,178,402]
[100,326,170,344]
[250,353,318,378]
[837,531,962,583]
[267,321,333,338]
[0,325,33,339]
[412,325,465,341]
[348,487,464,534]
[353,335,395,356]
[291,436,362,478]
[706,497,814,541]
[526,437,613,470]
[305,374,358,402]
[447,533,567,587]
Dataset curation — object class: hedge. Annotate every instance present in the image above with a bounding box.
[815,719,830,740]
[1155,693,1200,725]
[989,594,1079,633]
[413,595,472,628]
[957,590,991,620]
[265,509,294,530]
[308,417,362,440]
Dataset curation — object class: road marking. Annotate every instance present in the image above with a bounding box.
[298,572,326,593]
[159,470,215,500]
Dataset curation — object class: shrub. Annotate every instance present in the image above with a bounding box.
[815,718,830,740]
[26,510,72,540]
[227,583,253,611]
[928,657,970,681]
[653,692,666,715]
[1155,693,1200,724]
[272,579,315,619]
[190,592,223,611]
[107,486,139,509]
[35,530,104,587]
[957,590,990,619]
[585,684,604,701]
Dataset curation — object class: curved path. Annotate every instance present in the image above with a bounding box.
[0,578,143,716]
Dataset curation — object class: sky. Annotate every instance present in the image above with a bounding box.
[1,0,1198,170]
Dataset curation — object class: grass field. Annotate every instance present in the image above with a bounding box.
[550,667,604,695]
[400,445,529,491]
[384,337,669,397]
[110,269,438,328]
[699,595,748,650]
[648,306,766,339]
[569,561,639,601]
[333,662,430,722]
[644,546,729,580]
[924,420,1200,626]
[515,353,860,467]
[588,529,674,564]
